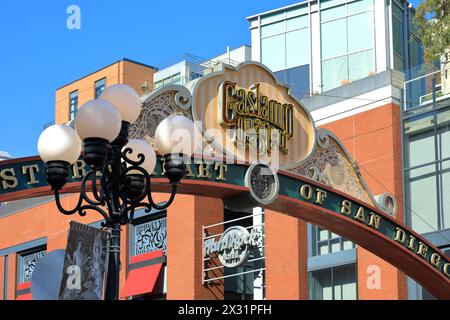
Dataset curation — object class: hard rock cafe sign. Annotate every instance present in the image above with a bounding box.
[203,226,262,268]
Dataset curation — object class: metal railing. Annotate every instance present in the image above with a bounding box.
[403,64,450,112]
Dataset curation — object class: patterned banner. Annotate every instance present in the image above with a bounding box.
[59,221,108,300]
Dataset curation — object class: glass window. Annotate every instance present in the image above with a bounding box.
[286,28,309,68]
[69,90,78,121]
[172,73,181,85]
[313,226,355,256]
[319,228,329,241]
[343,239,354,250]
[319,242,329,255]
[348,0,373,15]
[394,54,405,72]
[409,12,419,36]
[321,19,347,59]
[285,5,308,19]
[409,132,435,169]
[320,1,375,91]
[409,36,422,69]
[441,160,450,229]
[320,3,346,19]
[347,11,373,53]
[261,34,286,72]
[393,0,404,19]
[154,81,162,90]
[309,264,357,300]
[337,265,357,300]
[223,210,265,300]
[408,165,439,233]
[275,64,310,100]
[261,11,285,25]
[331,239,341,253]
[438,110,450,158]
[393,17,405,58]
[322,56,348,91]
[18,248,46,284]
[261,21,284,38]
[348,49,374,81]
[286,15,308,31]
[94,78,106,98]
[190,72,202,81]
[133,216,167,256]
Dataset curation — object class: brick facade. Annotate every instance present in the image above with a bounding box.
[320,103,407,300]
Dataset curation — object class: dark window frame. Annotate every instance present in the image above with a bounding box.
[69,90,78,121]
[129,209,167,259]
[94,77,106,99]
[312,226,355,256]
[17,245,46,284]
[309,263,358,300]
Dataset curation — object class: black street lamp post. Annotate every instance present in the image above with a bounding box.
[37,84,196,300]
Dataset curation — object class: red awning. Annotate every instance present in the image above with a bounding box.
[120,250,164,299]
[16,282,32,300]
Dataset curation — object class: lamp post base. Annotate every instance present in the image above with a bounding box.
[104,223,121,300]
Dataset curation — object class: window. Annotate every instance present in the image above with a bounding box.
[223,209,265,300]
[312,226,354,256]
[322,55,348,91]
[261,34,286,72]
[320,0,375,91]
[404,107,450,233]
[309,264,357,300]
[409,34,423,70]
[126,211,167,300]
[172,73,181,85]
[190,72,202,81]
[153,73,183,90]
[261,21,284,38]
[260,5,310,73]
[94,78,106,98]
[275,64,310,100]
[321,18,347,60]
[419,247,449,300]
[347,11,373,53]
[393,0,405,72]
[286,28,310,68]
[69,90,78,121]
[154,81,162,90]
[132,215,167,256]
[348,49,374,81]
[18,247,46,284]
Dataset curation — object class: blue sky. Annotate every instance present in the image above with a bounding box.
[0,0,423,158]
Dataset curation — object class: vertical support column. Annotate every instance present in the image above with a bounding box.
[0,256,4,300]
[265,209,308,300]
[253,207,264,300]
[7,253,16,300]
[166,195,224,300]
[119,225,128,297]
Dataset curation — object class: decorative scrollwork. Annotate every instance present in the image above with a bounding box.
[52,144,178,229]
[129,90,193,147]
[134,217,167,255]
[174,86,192,111]
[289,129,373,204]
[21,250,46,282]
